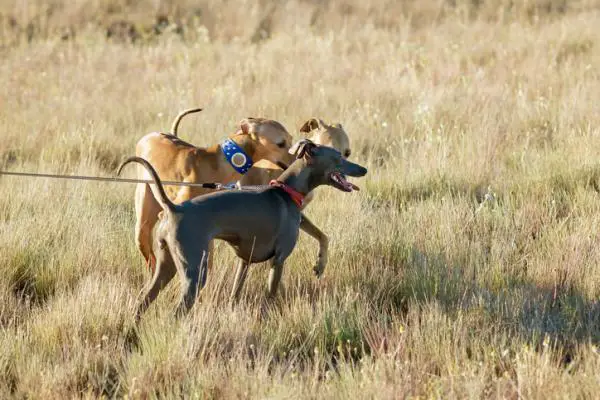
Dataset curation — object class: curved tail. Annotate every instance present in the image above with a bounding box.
[118,156,176,213]
[170,107,203,137]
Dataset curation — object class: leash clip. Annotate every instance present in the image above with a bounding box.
[217,182,241,190]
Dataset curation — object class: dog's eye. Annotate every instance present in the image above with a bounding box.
[344,149,351,158]
[277,141,286,148]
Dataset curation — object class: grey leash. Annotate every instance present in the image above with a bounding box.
[0,170,232,189]
[0,170,272,191]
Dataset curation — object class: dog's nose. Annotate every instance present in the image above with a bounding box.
[344,160,367,177]
[355,166,367,177]
[282,151,297,166]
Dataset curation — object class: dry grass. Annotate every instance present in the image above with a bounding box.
[2,0,600,398]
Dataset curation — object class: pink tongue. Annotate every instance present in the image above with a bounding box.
[339,175,359,191]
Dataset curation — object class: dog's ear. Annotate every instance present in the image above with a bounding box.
[299,118,325,134]
[240,118,258,140]
[289,139,316,159]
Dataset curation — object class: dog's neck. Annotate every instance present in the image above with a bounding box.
[220,137,254,175]
[227,133,257,159]
[277,158,319,196]
[210,134,257,179]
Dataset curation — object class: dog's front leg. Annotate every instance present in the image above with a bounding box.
[230,259,249,306]
[267,258,284,298]
[299,214,329,278]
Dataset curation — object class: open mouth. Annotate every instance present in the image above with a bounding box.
[330,171,360,192]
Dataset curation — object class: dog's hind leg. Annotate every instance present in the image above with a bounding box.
[134,242,177,321]
[230,259,249,305]
[172,241,210,315]
[135,183,162,273]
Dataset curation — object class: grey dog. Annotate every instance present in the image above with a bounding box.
[118,139,367,319]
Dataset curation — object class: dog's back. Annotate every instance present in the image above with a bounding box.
[180,188,301,263]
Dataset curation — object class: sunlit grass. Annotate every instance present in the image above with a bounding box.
[1,0,600,397]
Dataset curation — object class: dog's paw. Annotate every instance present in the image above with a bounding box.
[313,265,322,277]
[313,258,327,278]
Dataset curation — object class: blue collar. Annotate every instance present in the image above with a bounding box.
[221,139,253,174]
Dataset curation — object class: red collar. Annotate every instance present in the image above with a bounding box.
[269,180,305,208]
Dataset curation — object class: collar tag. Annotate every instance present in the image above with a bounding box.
[221,139,253,174]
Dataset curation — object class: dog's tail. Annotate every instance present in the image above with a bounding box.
[170,107,203,137]
[118,156,176,213]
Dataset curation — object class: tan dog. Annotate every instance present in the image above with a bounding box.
[134,108,295,272]
[239,118,352,276]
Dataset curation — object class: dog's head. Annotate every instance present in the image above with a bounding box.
[289,139,367,193]
[235,118,295,168]
[299,118,351,159]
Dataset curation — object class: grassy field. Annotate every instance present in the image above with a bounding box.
[2,0,600,397]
